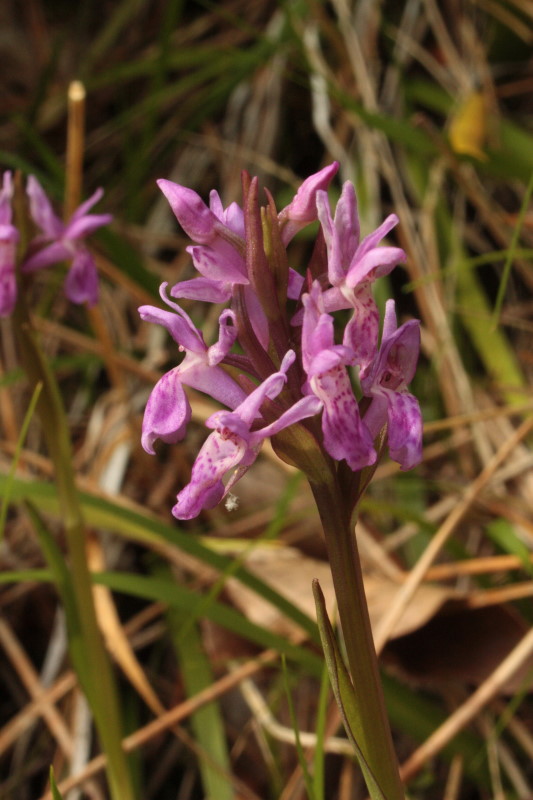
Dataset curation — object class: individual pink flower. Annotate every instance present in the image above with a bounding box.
[301,282,376,471]
[361,300,422,470]
[0,172,19,317]
[139,283,247,454]
[23,176,111,306]
[316,181,405,370]
[173,350,322,519]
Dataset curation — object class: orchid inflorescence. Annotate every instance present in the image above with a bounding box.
[140,163,423,520]
[0,171,111,316]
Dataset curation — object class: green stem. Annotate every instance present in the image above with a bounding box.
[310,478,405,800]
[13,300,135,800]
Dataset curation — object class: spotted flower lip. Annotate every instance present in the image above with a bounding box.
[361,299,422,470]
[172,351,322,519]
[23,175,112,306]
[0,172,20,317]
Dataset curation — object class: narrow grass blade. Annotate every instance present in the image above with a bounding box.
[95,570,323,677]
[168,601,235,800]
[0,381,42,542]
[281,655,317,800]
[491,170,533,327]
[49,767,64,800]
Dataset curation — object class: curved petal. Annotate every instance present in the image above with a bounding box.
[67,212,113,240]
[70,187,104,221]
[138,302,205,354]
[252,395,322,442]
[345,246,405,289]
[157,180,218,244]
[188,245,248,284]
[141,367,192,454]
[207,309,238,365]
[172,430,247,519]
[26,176,64,238]
[384,389,422,470]
[184,364,247,411]
[170,276,232,304]
[64,249,99,305]
[22,240,71,273]
[355,214,398,259]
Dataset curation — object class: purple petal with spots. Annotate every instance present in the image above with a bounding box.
[361,300,422,470]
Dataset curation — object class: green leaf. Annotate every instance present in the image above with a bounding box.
[96,571,322,676]
[49,766,64,800]
[0,382,42,542]
[312,580,387,800]
[0,474,320,645]
[282,656,317,800]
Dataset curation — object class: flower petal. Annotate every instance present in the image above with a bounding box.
[22,241,71,273]
[141,367,192,454]
[170,277,233,304]
[383,389,422,470]
[26,176,64,239]
[173,430,246,519]
[64,249,99,305]
[67,212,113,240]
[157,179,219,244]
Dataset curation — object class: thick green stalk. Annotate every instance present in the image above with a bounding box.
[14,300,135,800]
[310,478,405,800]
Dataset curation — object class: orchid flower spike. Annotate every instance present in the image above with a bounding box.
[23,176,112,306]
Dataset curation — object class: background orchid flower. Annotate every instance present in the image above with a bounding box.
[0,172,19,317]
[173,351,322,519]
[316,181,406,370]
[139,283,246,454]
[23,176,111,306]
[301,282,376,471]
[361,299,422,470]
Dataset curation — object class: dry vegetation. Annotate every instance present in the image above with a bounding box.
[1,0,533,798]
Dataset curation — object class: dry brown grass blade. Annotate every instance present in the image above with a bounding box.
[0,672,76,756]
[88,536,168,718]
[373,414,533,654]
[38,647,282,800]
[0,617,73,760]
